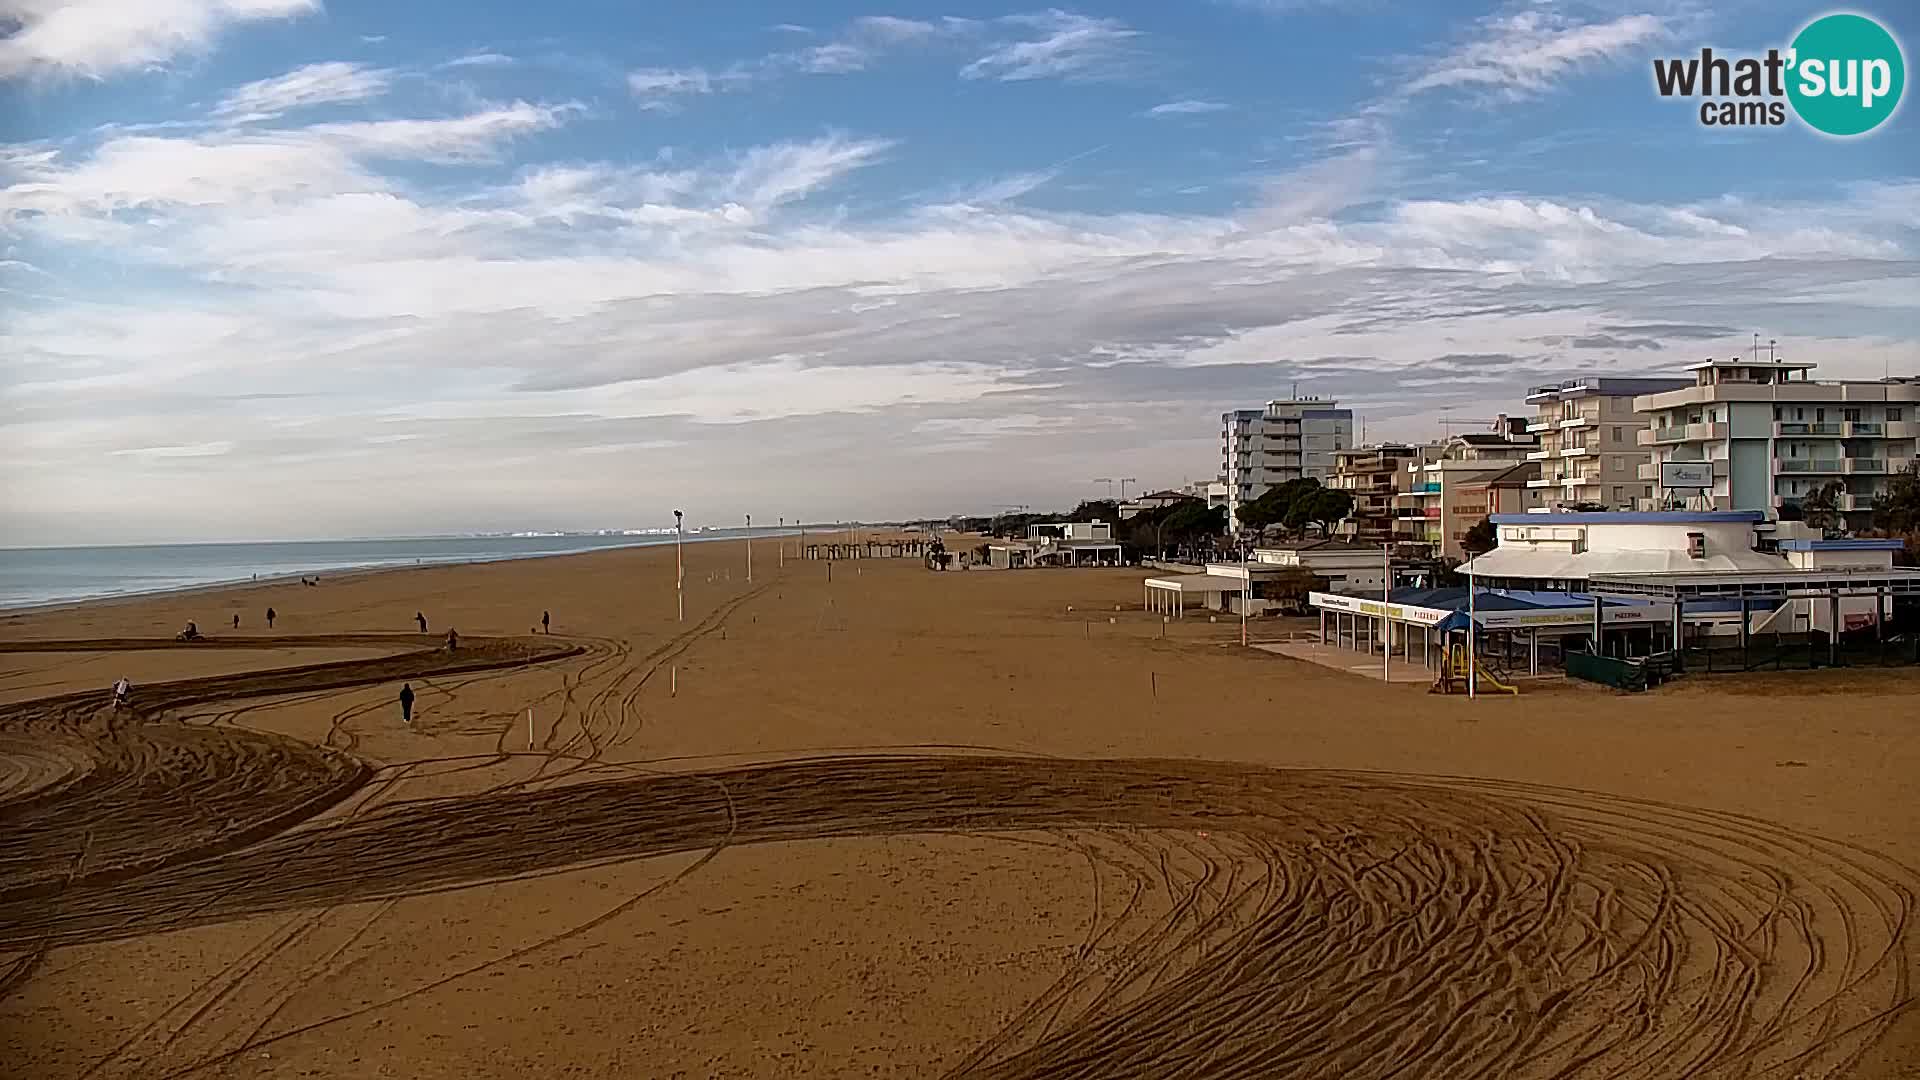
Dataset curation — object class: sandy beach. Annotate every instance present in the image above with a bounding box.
[3,536,1917,1078]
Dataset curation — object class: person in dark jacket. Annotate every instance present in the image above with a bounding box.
[399,683,415,724]
[444,628,458,652]
[416,611,428,633]
[541,610,550,633]
[266,607,276,629]
[232,613,240,630]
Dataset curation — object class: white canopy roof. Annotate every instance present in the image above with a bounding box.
[1145,574,1240,593]
[1461,546,1789,580]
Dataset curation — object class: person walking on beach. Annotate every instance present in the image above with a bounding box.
[542,610,550,634]
[416,611,428,633]
[266,607,276,629]
[445,628,459,652]
[399,683,415,725]
[232,613,240,630]
[111,677,130,709]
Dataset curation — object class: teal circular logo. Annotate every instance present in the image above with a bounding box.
[1786,13,1905,136]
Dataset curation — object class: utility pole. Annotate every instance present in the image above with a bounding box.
[673,509,684,623]
[778,516,785,568]
[745,513,752,583]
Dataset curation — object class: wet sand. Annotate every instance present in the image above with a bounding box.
[2,536,1916,1077]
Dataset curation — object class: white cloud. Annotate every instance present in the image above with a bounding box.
[627,66,749,110]
[4,43,1917,543]
[1145,99,1230,117]
[442,51,514,69]
[0,0,319,80]
[1403,10,1668,101]
[213,61,394,122]
[962,11,1141,82]
[0,102,577,217]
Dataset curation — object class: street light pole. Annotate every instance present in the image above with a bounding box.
[1240,539,1250,648]
[778,516,785,568]
[1382,545,1392,683]
[745,513,752,583]
[1467,556,1477,699]
[673,509,684,623]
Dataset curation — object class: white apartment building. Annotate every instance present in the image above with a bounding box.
[1634,360,1920,528]
[1220,397,1353,531]
[1393,433,1539,560]
[1523,376,1690,510]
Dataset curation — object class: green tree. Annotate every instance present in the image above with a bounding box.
[1461,516,1497,555]
[1235,478,1322,532]
[1288,488,1354,536]
[1875,460,1920,534]
[1802,480,1846,533]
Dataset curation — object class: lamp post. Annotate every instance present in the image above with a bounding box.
[1382,545,1392,683]
[1467,555,1477,699]
[673,509,684,623]
[745,513,752,583]
[778,516,785,568]
[1240,538,1251,648]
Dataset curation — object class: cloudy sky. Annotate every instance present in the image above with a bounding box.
[2,0,1916,544]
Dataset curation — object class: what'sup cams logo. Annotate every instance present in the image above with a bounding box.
[1653,11,1905,135]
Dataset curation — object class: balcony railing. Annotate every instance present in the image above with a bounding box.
[1846,422,1884,436]
[1775,421,1844,436]
[1776,459,1843,473]
[1846,458,1886,473]
[1640,421,1727,445]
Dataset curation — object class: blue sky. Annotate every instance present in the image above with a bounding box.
[2,0,1917,543]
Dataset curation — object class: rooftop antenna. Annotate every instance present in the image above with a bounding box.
[1751,332,1760,365]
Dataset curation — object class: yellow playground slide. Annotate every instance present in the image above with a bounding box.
[1431,644,1520,695]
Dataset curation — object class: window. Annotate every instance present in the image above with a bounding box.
[1612,426,1624,443]
[1845,408,1861,422]
[1891,408,1904,422]
[1796,408,1805,420]
[1816,408,1825,421]
[1611,486,1623,504]
[1774,406,1783,420]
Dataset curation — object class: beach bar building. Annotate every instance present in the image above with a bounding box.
[1308,586,1671,675]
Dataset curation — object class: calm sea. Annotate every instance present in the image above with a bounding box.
[0,531,774,609]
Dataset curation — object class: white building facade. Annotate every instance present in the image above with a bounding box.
[1523,376,1690,510]
[1634,360,1920,527]
[1221,397,1353,531]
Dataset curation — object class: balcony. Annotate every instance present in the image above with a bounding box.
[1640,421,1726,445]
[1559,445,1592,458]
[1525,477,1554,488]
[1776,459,1843,473]
[1888,421,1918,439]
[1525,419,1553,433]
[1558,415,1595,430]
[1525,449,1552,461]
[1774,421,1843,437]
[1846,458,1886,473]
[1845,421,1884,437]
[1638,462,1658,481]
